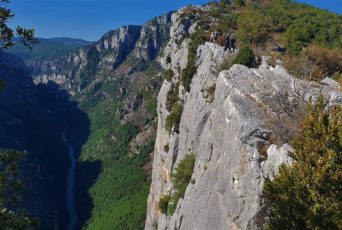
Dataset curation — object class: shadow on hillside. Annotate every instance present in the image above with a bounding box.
[75,160,102,229]
[37,82,102,229]
[35,82,97,229]
[0,52,100,229]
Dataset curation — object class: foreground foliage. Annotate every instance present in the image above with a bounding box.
[0,0,37,49]
[0,149,37,229]
[263,97,342,229]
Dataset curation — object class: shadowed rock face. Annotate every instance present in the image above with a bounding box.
[0,50,91,229]
[145,7,341,230]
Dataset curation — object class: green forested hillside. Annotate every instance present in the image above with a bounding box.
[73,62,162,229]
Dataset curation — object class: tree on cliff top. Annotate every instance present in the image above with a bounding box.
[0,0,37,49]
[263,96,342,229]
[0,0,38,89]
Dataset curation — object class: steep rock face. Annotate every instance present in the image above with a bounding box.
[31,25,141,93]
[134,15,173,61]
[30,12,173,97]
[145,15,341,230]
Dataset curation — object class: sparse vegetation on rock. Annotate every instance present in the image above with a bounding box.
[167,153,196,215]
[263,96,342,229]
[158,194,171,214]
[163,69,174,81]
[165,103,183,133]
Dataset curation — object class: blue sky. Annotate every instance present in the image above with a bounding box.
[8,0,342,41]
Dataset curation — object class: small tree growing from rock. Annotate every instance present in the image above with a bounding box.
[263,96,342,229]
[233,47,256,67]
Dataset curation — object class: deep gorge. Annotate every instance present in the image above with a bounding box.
[1,1,341,229]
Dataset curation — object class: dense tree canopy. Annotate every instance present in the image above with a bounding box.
[236,7,271,47]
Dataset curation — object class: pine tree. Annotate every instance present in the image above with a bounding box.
[263,96,342,229]
[0,0,37,49]
[0,149,38,229]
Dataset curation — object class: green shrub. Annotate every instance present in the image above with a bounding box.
[158,195,171,214]
[163,69,174,81]
[172,153,196,198]
[166,82,179,112]
[165,103,183,133]
[164,144,169,152]
[181,28,206,92]
[233,47,256,67]
[220,38,257,70]
[263,96,342,229]
[168,153,196,215]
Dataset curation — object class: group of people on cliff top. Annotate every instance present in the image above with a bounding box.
[210,31,236,52]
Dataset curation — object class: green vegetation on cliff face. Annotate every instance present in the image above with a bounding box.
[78,100,153,229]
[263,98,342,229]
[158,153,196,215]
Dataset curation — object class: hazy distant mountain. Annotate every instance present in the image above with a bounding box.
[47,37,94,46]
[5,37,93,61]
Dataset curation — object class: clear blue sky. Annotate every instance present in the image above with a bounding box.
[8,0,342,41]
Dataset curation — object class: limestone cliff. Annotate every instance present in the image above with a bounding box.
[30,13,172,97]
[145,8,341,230]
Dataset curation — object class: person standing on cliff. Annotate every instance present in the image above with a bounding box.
[224,33,230,51]
[210,31,215,42]
[213,31,218,42]
[229,32,236,52]
[210,31,219,43]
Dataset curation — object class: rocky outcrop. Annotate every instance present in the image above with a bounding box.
[145,8,341,229]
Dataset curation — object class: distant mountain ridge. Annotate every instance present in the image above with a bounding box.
[45,37,94,46]
[5,37,93,61]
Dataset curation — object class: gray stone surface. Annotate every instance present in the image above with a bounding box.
[145,10,340,228]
